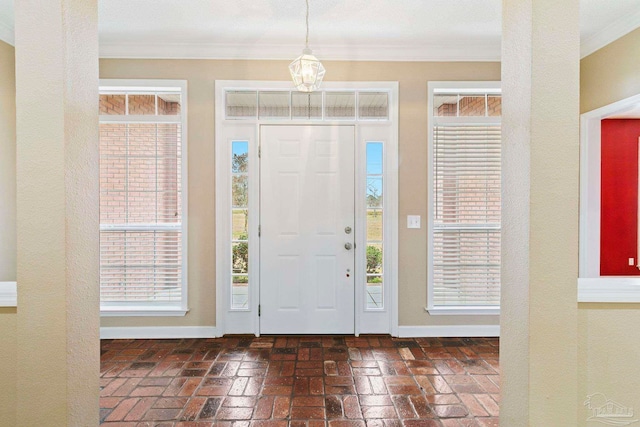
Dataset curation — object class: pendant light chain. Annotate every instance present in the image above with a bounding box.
[305,0,310,48]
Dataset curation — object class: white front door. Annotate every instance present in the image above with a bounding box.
[260,125,355,334]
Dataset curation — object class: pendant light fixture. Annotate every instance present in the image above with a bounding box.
[289,0,325,92]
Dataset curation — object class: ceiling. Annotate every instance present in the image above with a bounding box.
[0,0,639,61]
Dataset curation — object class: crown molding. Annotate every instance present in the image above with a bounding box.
[99,41,501,62]
[1,15,636,61]
[0,18,14,46]
[581,8,640,58]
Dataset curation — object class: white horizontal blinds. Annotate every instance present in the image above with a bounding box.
[99,90,183,305]
[433,123,501,306]
[259,91,290,118]
[433,126,501,225]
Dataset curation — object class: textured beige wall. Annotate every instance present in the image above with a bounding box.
[0,305,16,424]
[500,0,531,422]
[0,40,16,281]
[0,40,16,426]
[581,27,640,113]
[99,59,501,329]
[527,1,580,424]
[501,0,580,424]
[579,26,640,426]
[15,0,99,425]
[578,305,640,425]
[0,307,16,425]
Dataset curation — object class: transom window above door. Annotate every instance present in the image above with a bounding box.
[225,89,389,121]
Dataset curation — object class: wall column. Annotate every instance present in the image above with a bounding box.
[15,0,99,425]
[501,0,580,424]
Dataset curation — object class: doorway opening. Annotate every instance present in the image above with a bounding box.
[579,92,640,303]
[215,81,399,336]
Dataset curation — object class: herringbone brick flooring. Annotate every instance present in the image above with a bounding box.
[100,336,500,426]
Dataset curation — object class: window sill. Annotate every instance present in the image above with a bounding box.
[425,306,500,316]
[0,282,17,307]
[100,306,189,317]
[578,277,640,303]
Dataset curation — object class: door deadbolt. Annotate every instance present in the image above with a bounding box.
[344,242,353,250]
[344,226,352,234]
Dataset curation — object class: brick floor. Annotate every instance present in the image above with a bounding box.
[100,336,500,426]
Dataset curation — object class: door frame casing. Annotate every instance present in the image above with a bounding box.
[214,80,399,336]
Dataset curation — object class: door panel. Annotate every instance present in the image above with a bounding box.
[260,125,355,334]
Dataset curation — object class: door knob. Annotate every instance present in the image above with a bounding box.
[344,243,353,250]
[344,226,352,234]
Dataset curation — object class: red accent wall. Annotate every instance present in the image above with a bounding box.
[600,119,640,275]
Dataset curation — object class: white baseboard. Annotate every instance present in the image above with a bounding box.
[99,325,497,339]
[398,325,500,338]
[100,326,217,339]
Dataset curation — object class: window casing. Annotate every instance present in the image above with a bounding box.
[428,82,501,314]
[99,80,188,316]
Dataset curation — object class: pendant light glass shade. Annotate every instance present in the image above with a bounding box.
[290,0,325,92]
[289,48,326,92]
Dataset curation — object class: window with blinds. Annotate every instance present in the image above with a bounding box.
[429,85,501,310]
[99,83,187,312]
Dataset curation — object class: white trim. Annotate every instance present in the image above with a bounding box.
[578,278,640,303]
[99,41,501,62]
[99,79,188,91]
[100,326,217,339]
[579,113,602,278]
[100,306,189,317]
[430,81,503,91]
[581,9,640,58]
[215,80,399,336]
[354,127,365,336]
[0,19,14,46]
[432,116,502,125]
[99,86,182,93]
[98,79,189,314]
[100,223,181,232]
[219,80,400,96]
[99,115,182,124]
[389,83,400,337]
[398,324,500,338]
[215,82,226,337]
[425,306,500,316]
[0,281,17,307]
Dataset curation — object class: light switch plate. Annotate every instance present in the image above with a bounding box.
[407,215,421,229]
